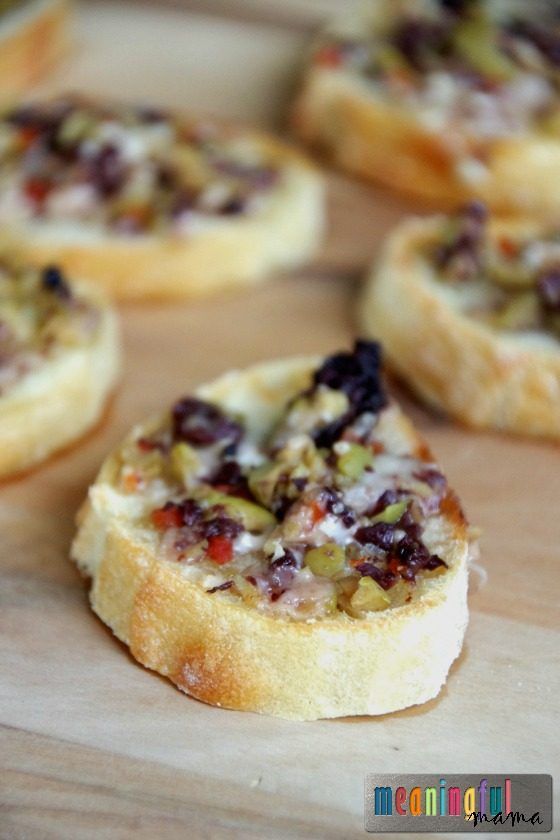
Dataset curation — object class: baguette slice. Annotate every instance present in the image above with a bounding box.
[0,253,120,478]
[361,203,560,438]
[0,0,69,102]
[293,0,560,216]
[0,95,324,300]
[72,343,471,720]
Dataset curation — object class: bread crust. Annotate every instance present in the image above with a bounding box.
[0,286,120,478]
[72,358,471,720]
[7,134,324,301]
[0,0,69,102]
[293,65,560,217]
[361,215,560,438]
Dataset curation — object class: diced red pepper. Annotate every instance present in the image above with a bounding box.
[314,45,343,68]
[310,500,326,525]
[497,236,519,259]
[151,503,184,530]
[387,557,401,575]
[207,535,233,565]
[24,177,51,207]
[19,126,40,150]
[122,470,142,493]
[137,436,160,452]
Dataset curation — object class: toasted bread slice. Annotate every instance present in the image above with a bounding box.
[361,203,560,438]
[0,0,69,102]
[0,253,120,477]
[72,343,471,720]
[293,0,560,216]
[0,95,324,300]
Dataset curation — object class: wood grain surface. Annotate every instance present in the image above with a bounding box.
[1,2,559,838]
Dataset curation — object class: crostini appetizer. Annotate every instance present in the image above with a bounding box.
[0,95,324,299]
[0,250,120,477]
[294,0,560,215]
[362,202,560,437]
[72,341,472,720]
[0,0,69,102]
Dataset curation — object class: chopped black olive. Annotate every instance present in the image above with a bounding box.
[41,265,71,299]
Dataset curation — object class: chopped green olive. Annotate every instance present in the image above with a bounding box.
[170,442,200,483]
[488,260,533,289]
[375,44,410,74]
[493,293,540,331]
[202,489,276,531]
[372,500,407,524]
[540,108,560,137]
[350,576,391,613]
[305,543,346,578]
[57,110,97,146]
[336,443,373,479]
[453,15,516,81]
[247,461,283,508]
[324,589,339,614]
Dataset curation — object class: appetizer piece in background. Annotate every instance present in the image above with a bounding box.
[294,0,560,216]
[0,0,69,101]
[72,342,472,720]
[362,202,560,437]
[0,95,324,299]
[0,248,120,477]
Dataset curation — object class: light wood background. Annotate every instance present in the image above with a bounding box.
[1,2,559,838]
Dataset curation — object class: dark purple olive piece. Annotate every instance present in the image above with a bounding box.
[355,562,398,590]
[203,516,243,540]
[436,201,488,280]
[320,487,357,527]
[219,196,246,215]
[355,522,396,552]
[367,489,402,516]
[413,468,447,493]
[208,460,250,497]
[135,105,168,123]
[392,18,450,71]
[206,580,234,593]
[172,397,243,448]
[313,340,387,417]
[438,0,475,15]
[41,265,71,299]
[88,143,126,197]
[266,550,299,598]
[537,267,560,311]
[179,499,204,527]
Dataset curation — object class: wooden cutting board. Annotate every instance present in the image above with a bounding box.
[1,3,559,838]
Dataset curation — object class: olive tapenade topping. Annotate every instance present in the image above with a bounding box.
[0,257,98,395]
[0,97,282,235]
[313,2,560,136]
[129,342,450,620]
[433,202,560,338]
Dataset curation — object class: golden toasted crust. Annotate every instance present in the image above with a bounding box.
[8,134,324,301]
[0,286,120,478]
[72,358,471,720]
[293,66,560,217]
[361,215,560,438]
[0,0,69,103]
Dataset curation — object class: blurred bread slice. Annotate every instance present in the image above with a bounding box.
[0,0,69,102]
